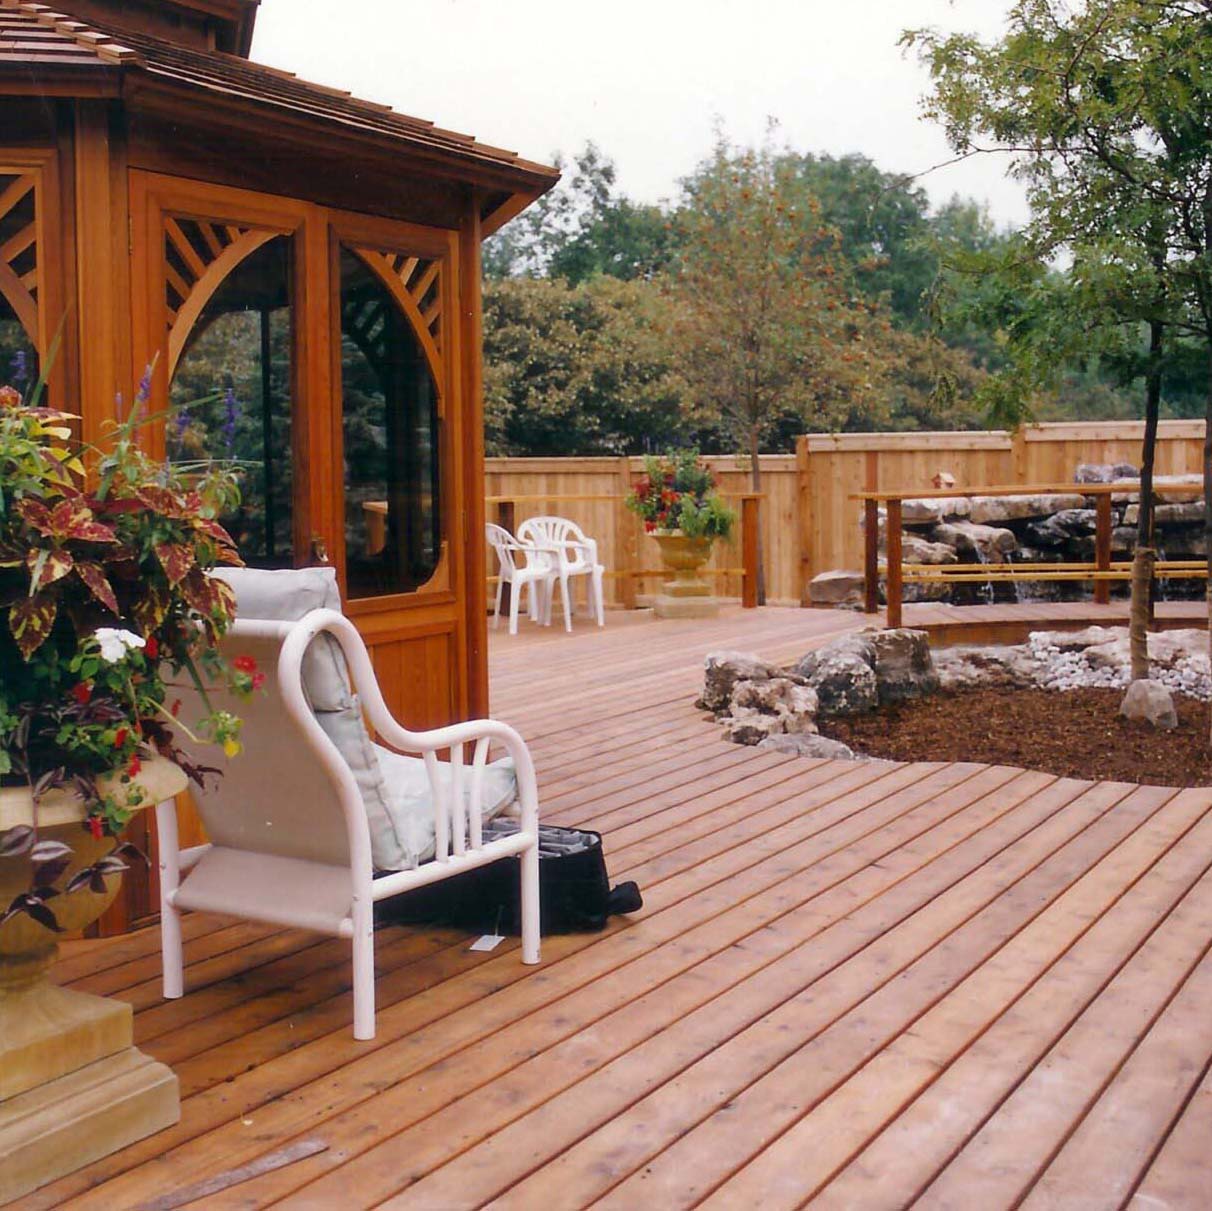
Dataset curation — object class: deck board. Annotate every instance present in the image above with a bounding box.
[14,603,1212,1210]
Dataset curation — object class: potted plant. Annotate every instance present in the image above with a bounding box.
[0,374,259,1199]
[626,450,736,617]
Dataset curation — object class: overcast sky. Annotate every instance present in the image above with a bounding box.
[253,0,1028,229]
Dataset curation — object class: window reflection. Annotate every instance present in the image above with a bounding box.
[340,247,441,598]
[167,235,294,567]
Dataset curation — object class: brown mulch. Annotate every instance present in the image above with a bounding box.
[818,686,1212,788]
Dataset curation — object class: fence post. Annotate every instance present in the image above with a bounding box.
[615,456,637,610]
[885,497,903,629]
[742,495,760,608]
[863,497,880,614]
[1094,493,1112,605]
[796,436,813,606]
[1011,426,1028,482]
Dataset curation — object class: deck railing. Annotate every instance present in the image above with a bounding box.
[854,482,1206,628]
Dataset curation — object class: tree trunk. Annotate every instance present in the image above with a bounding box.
[1130,316,1163,681]
[748,429,766,606]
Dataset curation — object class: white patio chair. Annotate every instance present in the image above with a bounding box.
[485,522,556,635]
[157,567,540,1041]
[516,515,606,633]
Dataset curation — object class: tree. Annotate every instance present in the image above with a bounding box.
[908,0,1212,693]
[670,131,894,602]
[482,275,691,456]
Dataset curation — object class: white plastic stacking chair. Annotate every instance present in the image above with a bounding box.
[485,522,556,635]
[158,568,540,1041]
[517,515,606,633]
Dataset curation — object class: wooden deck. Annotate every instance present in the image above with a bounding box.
[18,604,1212,1209]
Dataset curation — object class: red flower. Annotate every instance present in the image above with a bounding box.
[113,727,129,748]
[251,671,267,691]
[233,655,257,674]
[644,520,655,533]
[171,699,182,717]
[145,636,159,660]
[88,816,104,840]
[128,754,142,777]
[72,682,93,705]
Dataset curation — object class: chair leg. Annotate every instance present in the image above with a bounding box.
[520,840,541,965]
[593,568,605,626]
[509,577,522,635]
[155,799,184,1000]
[492,578,504,629]
[351,897,376,1041]
[560,573,572,632]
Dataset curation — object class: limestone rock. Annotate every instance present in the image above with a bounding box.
[969,494,1086,525]
[1119,679,1178,730]
[932,644,1040,690]
[931,520,1018,560]
[901,496,971,525]
[722,709,788,745]
[808,569,865,608]
[757,733,858,761]
[1027,509,1097,547]
[804,650,879,717]
[1076,462,1138,483]
[868,628,939,704]
[900,534,958,565]
[1045,626,1121,653]
[731,677,819,721]
[698,651,781,713]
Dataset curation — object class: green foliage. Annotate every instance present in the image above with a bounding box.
[625,450,736,540]
[483,275,692,456]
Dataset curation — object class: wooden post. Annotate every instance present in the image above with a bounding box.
[741,495,760,608]
[863,497,880,614]
[1094,493,1112,605]
[1011,425,1028,483]
[886,497,903,629]
[796,436,813,606]
[616,456,637,610]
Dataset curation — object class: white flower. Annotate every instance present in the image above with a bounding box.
[94,627,146,664]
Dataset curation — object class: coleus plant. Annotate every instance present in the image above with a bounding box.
[0,374,259,931]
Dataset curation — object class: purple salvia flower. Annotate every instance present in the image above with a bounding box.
[173,407,191,443]
[221,386,240,456]
[136,365,153,406]
[10,349,28,387]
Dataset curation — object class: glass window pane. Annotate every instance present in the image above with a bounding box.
[167,234,295,567]
[340,247,441,598]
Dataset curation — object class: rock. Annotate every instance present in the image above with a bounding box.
[698,651,781,713]
[722,709,789,745]
[868,628,939,704]
[969,494,1087,524]
[901,496,972,524]
[1147,629,1209,668]
[1156,501,1205,525]
[1119,679,1178,730]
[1027,509,1098,546]
[731,677,819,722]
[804,650,879,717]
[1045,626,1121,653]
[808,569,865,608]
[757,733,858,760]
[1111,526,1137,554]
[932,520,1018,560]
[1076,462,1138,483]
[932,645,1039,690]
[900,534,958,565]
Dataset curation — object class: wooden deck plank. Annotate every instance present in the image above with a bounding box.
[11,604,1212,1211]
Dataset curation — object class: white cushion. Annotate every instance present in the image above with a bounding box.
[373,745,518,868]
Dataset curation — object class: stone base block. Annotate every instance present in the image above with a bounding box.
[655,593,720,619]
[0,1047,180,1203]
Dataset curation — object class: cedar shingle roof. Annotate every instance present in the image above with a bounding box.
[0,0,558,195]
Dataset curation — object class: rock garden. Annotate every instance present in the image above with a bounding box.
[700,624,1212,787]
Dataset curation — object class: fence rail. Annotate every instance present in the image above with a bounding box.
[484,421,1206,612]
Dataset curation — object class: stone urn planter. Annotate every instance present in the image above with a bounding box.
[0,756,186,1202]
[652,531,720,619]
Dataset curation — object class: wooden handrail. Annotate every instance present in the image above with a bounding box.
[851,481,1201,501]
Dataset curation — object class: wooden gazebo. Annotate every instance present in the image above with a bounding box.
[0,0,558,928]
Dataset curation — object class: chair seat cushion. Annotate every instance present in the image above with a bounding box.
[372,745,519,869]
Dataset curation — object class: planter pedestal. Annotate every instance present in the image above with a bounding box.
[652,532,720,619]
[0,760,186,1202]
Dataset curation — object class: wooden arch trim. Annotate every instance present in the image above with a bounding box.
[0,171,38,345]
[349,248,444,390]
[0,257,37,340]
[167,226,280,376]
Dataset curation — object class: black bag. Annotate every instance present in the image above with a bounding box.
[377,822,643,936]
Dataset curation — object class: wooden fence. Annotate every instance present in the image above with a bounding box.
[484,420,1205,610]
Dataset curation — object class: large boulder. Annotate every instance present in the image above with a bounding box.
[804,651,879,716]
[1076,462,1138,483]
[1123,500,1204,527]
[698,651,781,713]
[900,534,958,565]
[868,628,940,703]
[1027,509,1098,547]
[969,493,1086,524]
[723,705,816,745]
[808,569,865,608]
[731,677,818,721]
[1120,679,1178,730]
[757,733,859,761]
[901,496,972,525]
[933,644,1039,690]
[932,520,1018,560]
